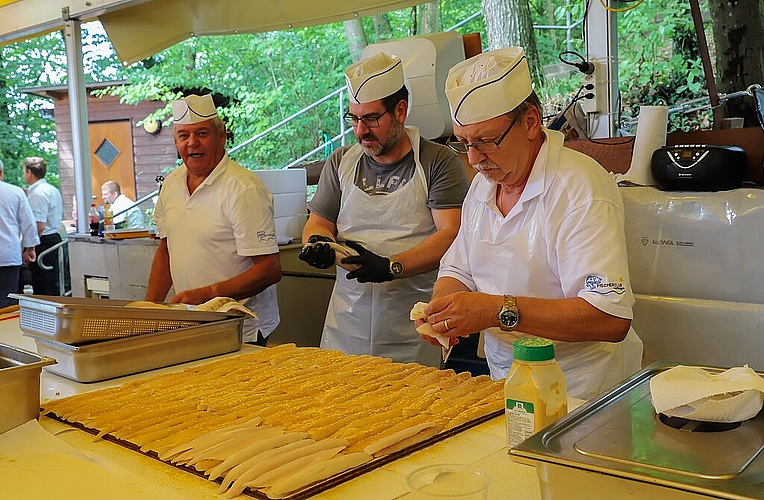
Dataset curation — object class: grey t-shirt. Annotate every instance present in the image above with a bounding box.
[308,137,469,223]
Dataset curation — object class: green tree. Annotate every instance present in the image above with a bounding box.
[0,32,64,187]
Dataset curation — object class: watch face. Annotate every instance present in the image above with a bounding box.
[391,261,404,277]
[499,309,519,330]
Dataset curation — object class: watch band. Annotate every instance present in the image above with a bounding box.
[498,294,520,332]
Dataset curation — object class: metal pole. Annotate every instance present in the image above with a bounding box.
[584,0,618,138]
[340,89,347,147]
[689,0,723,129]
[63,8,92,234]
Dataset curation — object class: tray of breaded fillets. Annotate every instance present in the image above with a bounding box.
[10,294,244,345]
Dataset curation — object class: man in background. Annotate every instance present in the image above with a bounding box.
[0,159,40,307]
[23,156,63,296]
[101,180,146,229]
[146,94,281,345]
[299,52,469,366]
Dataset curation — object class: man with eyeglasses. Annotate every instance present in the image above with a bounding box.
[414,47,643,400]
[299,51,469,366]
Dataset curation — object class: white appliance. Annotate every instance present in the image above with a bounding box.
[621,186,764,369]
[361,31,465,140]
[253,169,307,244]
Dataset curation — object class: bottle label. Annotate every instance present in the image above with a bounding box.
[506,399,535,449]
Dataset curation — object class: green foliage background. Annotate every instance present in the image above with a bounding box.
[0,0,714,181]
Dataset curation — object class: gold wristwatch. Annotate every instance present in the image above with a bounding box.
[498,295,520,331]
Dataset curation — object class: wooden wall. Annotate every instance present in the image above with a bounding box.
[54,93,178,220]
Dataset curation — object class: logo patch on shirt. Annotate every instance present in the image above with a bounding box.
[257,230,277,242]
[585,275,626,295]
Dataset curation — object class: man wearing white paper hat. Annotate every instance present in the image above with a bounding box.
[414,47,643,399]
[146,93,282,345]
[299,51,469,366]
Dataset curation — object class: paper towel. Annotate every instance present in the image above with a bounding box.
[650,365,764,422]
[410,301,454,362]
[621,105,668,186]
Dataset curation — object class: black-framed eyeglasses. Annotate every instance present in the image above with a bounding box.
[446,119,516,154]
[344,107,392,128]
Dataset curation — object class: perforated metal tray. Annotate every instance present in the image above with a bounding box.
[11,294,242,344]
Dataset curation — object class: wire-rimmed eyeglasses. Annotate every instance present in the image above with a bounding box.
[446,119,516,154]
[344,108,392,128]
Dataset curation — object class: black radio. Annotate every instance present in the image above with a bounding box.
[650,144,747,191]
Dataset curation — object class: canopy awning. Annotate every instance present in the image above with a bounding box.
[1,0,430,64]
[99,0,429,65]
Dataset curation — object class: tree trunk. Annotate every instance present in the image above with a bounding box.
[481,0,545,88]
[183,44,196,72]
[373,13,393,40]
[708,0,764,126]
[419,2,440,35]
[343,19,368,63]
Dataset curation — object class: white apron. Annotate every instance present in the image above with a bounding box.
[321,126,441,366]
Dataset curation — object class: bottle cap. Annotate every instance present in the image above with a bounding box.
[513,338,555,361]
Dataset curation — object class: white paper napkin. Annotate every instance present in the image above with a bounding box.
[302,241,360,271]
[409,302,454,362]
[650,365,764,422]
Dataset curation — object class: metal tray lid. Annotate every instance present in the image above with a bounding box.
[510,362,764,498]
[9,294,244,322]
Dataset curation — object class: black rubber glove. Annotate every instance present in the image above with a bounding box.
[343,240,393,283]
[298,235,336,269]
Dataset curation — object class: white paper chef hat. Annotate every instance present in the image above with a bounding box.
[172,94,219,125]
[345,52,404,104]
[445,47,533,126]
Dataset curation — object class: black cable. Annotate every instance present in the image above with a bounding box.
[558,51,595,75]
[569,90,635,145]
[546,85,586,126]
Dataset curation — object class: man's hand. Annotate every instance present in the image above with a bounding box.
[298,235,336,269]
[22,248,36,264]
[170,285,215,305]
[343,241,393,283]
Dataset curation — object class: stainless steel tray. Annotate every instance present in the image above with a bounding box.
[0,343,56,433]
[11,294,242,344]
[31,317,243,383]
[510,362,764,499]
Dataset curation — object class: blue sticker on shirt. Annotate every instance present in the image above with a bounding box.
[585,275,626,295]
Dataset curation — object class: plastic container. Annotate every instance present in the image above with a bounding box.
[103,202,115,232]
[504,338,567,449]
[88,202,100,236]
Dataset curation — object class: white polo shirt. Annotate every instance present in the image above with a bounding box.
[439,129,642,399]
[154,154,280,341]
[26,178,63,237]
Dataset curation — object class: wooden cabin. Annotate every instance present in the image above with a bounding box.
[24,81,178,222]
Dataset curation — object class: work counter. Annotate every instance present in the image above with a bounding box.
[0,314,544,500]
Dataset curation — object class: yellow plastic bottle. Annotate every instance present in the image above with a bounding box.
[103,202,114,231]
[504,338,567,450]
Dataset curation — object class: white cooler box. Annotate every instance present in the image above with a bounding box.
[633,293,764,370]
[621,186,764,304]
[254,169,307,244]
